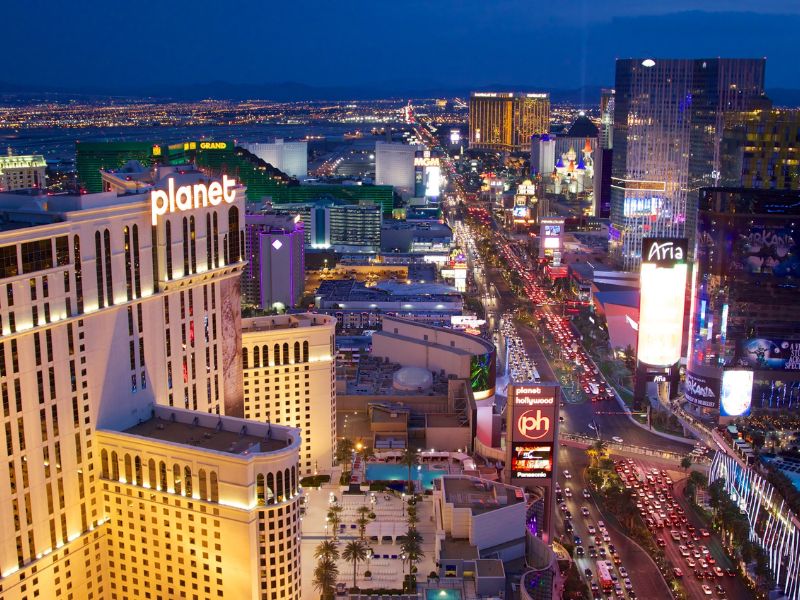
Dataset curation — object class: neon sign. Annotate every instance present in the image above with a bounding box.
[151,175,237,225]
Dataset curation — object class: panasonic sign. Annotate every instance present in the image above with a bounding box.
[151,175,237,225]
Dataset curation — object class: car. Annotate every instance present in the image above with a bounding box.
[584,568,593,577]
[587,525,596,534]
[618,567,628,578]
[576,546,585,557]
[590,582,599,592]
[589,547,597,558]
[701,546,710,556]
[583,489,591,499]
[656,537,666,547]
[560,503,568,512]
[686,558,696,568]
[613,555,622,566]
[713,566,724,578]
[670,530,682,542]
[602,532,611,543]
[599,547,607,558]
[673,568,683,578]
[564,470,572,479]
[700,529,710,537]
[694,568,704,579]
[608,544,617,555]
[574,535,582,545]
[707,556,716,565]
[565,521,574,533]
[597,520,606,531]
[699,559,708,569]
[565,488,573,498]
[612,436,624,443]
[726,569,737,577]
[623,578,633,591]
[581,507,590,517]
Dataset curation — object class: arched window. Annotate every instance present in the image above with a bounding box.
[228,206,240,263]
[242,347,249,369]
[101,449,109,479]
[124,454,132,483]
[159,461,167,491]
[199,469,208,500]
[284,467,291,499]
[184,466,192,497]
[134,455,142,485]
[132,224,141,298]
[165,220,173,280]
[262,345,269,366]
[276,470,284,502]
[103,229,113,304]
[212,212,219,268]
[94,231,104,308]
[182,217,189,277]
[223,234,228,265]
[294,342,300,364]
[73,235,84,314]
[257,473,265,505]
[205,213,212,271]
[291,466,297,496]
[173,464,182,495]
[253,346,260,368]
[210,471,219,502]
[273,344,280,366]
[111,451,119,480]
[148,459,156,488]
[282,343,289,366]
[267,472,275,505]
[303,341,309,362]
[189,215,197,274]
[123,226,132,301]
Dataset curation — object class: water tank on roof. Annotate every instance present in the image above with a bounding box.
[392,367,433,392]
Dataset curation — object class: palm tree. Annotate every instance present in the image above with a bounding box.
[400,528,425,584]
[315,540,340,562]
[356,514,370,541]
[406,502,419,530]
[680,456,692,473]
[342,539,369,589]
[336,439,355,475]
[327,504,343,541]
[399,447,419,494]
[313,557,339,600]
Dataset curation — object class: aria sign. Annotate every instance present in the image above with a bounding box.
[151,175,237,225]
[642,237,688,267]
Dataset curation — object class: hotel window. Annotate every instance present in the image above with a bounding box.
[103,229,113,303]
[132,224,141,298]
[182,217,190,277]
[94,232,104,308]
[165,220,173,280]
[21,239,53,274]
[189,215,197,274]
[212,212,219,268]
[73,235,83,313]
[0,245,18,278]
[151,225,159,293]
[253,346,260,368]
[123,226,132,301]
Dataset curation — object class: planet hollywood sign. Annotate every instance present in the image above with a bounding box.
[514,386,556,406]
[151,175,237,225]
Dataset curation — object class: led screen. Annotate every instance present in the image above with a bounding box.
[720,370,754,417]
[511,443,553,479]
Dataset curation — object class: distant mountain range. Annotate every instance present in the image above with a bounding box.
[2,80,800,107]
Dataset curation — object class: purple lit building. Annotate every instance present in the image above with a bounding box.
[244,212,305,309]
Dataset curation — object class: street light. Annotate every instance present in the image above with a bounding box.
[402,493,406,516]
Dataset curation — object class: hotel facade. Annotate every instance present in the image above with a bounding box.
[0,165,302,600]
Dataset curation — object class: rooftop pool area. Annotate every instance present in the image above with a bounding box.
[365,462,450,491]
[426,590,462,600]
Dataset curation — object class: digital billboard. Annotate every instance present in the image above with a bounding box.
[511,443,553,479]
[684,371,720,408]
[470,350,497,399]
[638,238,688,367]
[544,225,561,237]
[733,226,799,278]
[720,370,754,417]
[509,384,559,443]
[735,338,800,371]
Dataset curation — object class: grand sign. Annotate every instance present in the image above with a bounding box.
[151,175,237,225]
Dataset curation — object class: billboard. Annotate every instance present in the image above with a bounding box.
[470,349,497,400]
[638,238,688,367]
[733,225,799,278]
[511,443,554,479]
[720,370,754,417]
[735,338,800,371]
[509,384,558,443]
[684,371,720,408]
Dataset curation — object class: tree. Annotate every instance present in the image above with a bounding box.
[399,447,419,494]
[342,540,369,589]
[680,456,692,473]
[356,515,370,541]
[315,540,340,563]
[336,439,355,474]
[327,505,343,541]
[406,502,420,530]
[313,557,339,600]
[400,528,425,585]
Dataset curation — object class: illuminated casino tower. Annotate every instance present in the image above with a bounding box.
[0,165,302,600]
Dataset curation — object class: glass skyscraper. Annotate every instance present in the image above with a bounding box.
[610,58,766,270]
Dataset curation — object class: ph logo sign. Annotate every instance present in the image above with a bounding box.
[517,409,551,440]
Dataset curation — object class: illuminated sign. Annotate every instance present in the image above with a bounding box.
[643,238,687,266]
[720,370,754,417]
[151,175,236,225]
[526,93,548,99]
[199,142,228,150]
[517,409,551,440]
[543,237,560,249]
[513,206,529,219]
[544,225,561,237]
[414,156,441,168]
[638,237,688,366]
[685,371,719,408]
[511,443,553,479]
[611,178,666,192]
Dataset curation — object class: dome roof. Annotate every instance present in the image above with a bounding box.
[392,367,433,392]
[567,115,599,138]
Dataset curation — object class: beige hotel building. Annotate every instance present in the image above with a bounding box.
[0,164,302,600]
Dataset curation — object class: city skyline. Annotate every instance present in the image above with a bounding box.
[2,2,800,93]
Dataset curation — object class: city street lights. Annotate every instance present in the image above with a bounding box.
[401,493,406,516]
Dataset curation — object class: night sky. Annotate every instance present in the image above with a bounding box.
[6,0,800,90]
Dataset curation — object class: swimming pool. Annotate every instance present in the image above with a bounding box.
[365,463,449,490]
[426,590,462,600]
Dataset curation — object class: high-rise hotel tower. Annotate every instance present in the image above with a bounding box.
[0,164,302,600]
[469,92,550,152]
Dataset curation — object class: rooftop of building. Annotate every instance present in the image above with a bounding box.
[380,315,495,355]
[440,475,524,516]
[475,559,506,578]
[566,115,599,138]
[439,537,480,560]
[119,406,295,456]
[344,355,450,396]
[244,211,303,233]
[316,278,461,304]
[425,413,467,428]
[242,313,333,333]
